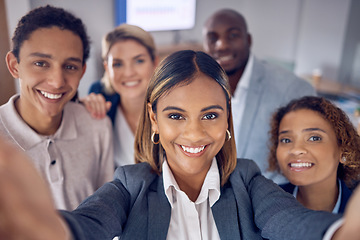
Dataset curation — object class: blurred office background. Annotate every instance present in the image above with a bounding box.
[1,0,360,110]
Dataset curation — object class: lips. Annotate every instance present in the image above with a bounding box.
[178,144,207,157]
[122,80,140,87]
[217,55,234,62]
[40,90,63,100]
[288,162,314,172]
[181,145,205,154]
[290,162,313,168]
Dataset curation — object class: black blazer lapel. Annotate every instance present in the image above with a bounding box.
[212,184,241,240]
[148,175,171,240]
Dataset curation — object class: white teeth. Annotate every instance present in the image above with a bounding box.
[181,145,205,154]
[290,162,313,168]
[40,91,62,99]
[218,55,233,61]
[123,81,139,87]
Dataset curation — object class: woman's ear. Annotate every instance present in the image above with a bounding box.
[6,52,20,78]
[340,152,347,164]
[148,103,159,133]
[103,60,108,73]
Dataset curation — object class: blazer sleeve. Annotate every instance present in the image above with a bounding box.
[60,174,131,239]
[59,163,157,240]
[233,159,341,240]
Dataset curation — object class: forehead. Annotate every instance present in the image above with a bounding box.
[109,39,149,56]
[204,13,246,34]
[20,27,83,60]
[280,109,333,130]
[157,74,227,109]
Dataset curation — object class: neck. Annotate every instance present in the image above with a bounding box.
[227,69,244,96]
[15,98,62,136]
[297,180,339,212]
[119,97,144,134]
[176,176,204,202]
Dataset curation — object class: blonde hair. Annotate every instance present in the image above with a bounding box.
[101,24,156,94]
[134,50,237,186]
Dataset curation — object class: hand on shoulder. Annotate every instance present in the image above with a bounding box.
[80,92,112,119]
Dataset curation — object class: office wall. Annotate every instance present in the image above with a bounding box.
[0,0,16,105]
[5,0,351,97]
[294,0,350,80]
[338,0,360,88]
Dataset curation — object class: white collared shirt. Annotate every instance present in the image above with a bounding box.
[113,106,135,168]
[163,158,221,240]
[231,53,254,143]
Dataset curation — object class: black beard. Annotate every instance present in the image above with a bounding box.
[225,69,238,76]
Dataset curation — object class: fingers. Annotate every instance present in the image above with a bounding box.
[81,93,112,119]
[332,185,360,240]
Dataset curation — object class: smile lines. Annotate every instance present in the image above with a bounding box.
[181,145,205,154]
[40,90,63,100]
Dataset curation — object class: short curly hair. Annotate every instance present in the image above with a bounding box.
[11,5,90,65]
[268,96,360,188]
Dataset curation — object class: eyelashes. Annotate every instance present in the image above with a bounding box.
[167,112,219,120]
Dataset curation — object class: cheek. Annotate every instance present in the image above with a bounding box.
[276,147,286,164]
[157,120,179,141]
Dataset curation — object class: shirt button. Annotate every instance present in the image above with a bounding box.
[51,160,56,165]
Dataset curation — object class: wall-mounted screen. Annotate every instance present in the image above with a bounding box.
[115,0,196,31]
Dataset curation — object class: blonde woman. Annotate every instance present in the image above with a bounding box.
[82,24,158,167]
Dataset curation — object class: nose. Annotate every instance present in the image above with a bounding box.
[183,119,206,142]
[123,63,136,77]
[289,140,307,156]
[48,66,65,89]
[215,37,229,51]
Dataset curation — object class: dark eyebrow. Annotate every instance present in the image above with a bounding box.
[201,105,224,112]
[303,127,326,133]
[162,106,185,112]
[279,127,327,135]
[162,105,224,112]
[29,52,82,63]
[227,27,243,32]
[29,52,51,59]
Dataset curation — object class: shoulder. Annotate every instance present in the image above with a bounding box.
[279,183,295,194]
[230,158,262,182]
[64,101,112,128]
[114,162,159,193]
[255,58,314,89]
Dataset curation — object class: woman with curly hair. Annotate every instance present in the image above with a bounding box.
[268,96,360,213]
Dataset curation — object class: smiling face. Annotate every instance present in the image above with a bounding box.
[105,39,156,101]
[276,109,342,187]
[6,27,85,122]
[203,11,251,75]
[148,74,228,186]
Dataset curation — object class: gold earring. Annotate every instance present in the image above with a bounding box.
[226,129,231,141]
[151,132,160,144]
